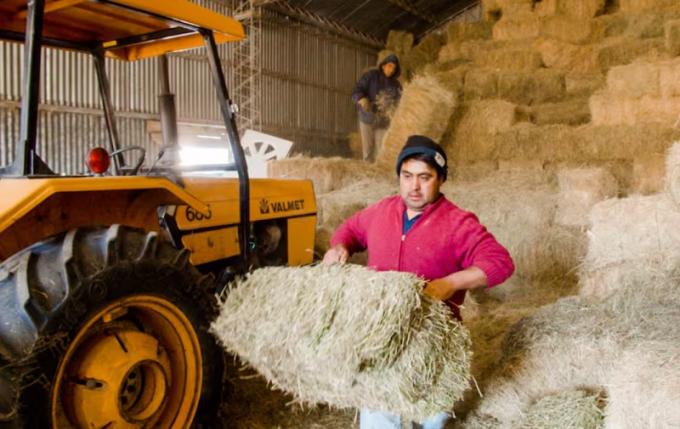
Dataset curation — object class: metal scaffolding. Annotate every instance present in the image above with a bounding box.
[232,0,263,134]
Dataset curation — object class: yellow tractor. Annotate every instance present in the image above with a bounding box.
[0,1,316,427]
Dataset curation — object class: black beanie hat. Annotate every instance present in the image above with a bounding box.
[395,135,448,180]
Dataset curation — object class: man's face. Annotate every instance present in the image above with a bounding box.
[382,62,396,77]
[399,158,443,213]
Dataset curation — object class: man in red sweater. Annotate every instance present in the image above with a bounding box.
[323,135,514,429]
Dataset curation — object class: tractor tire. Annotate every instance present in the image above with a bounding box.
[0,225,225,428]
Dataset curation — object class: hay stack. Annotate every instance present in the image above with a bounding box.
[590,94,680,125]
[659,59,680,98]
[212,264,471,422]
[578,193,680,298]
[619,0,680,13]
[376,74,457,171]
[665,141,680,196]
[555,167,618,227]
[267,156,386,194]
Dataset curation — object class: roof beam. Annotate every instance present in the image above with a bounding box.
[384,0,437,25]
[261,0,383,48]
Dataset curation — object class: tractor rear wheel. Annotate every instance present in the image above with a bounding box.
[0,225,224,428]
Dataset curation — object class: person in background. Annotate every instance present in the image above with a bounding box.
[352,51,402,162]
[323,135,515,429]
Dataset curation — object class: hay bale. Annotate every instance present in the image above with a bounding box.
[483,0,533,20]
[528,97,591,125]
[314,179,396,257]
[590,93,680,126]
[497,159,544,172]
[452,100,518,160]
[401,32,446,80]
[535,38,599,74]
[497,69,565,104]
[595,37,665,72]
[386,30,414,56]
[620,0,679,13]
[534,0,607,18]
[471,47,543,72]
[605,62,660,97]
[513,390,604,429]
[267,157,385,194]
[632,154,666,194]
[212,264,472,422]
[463,68,499,100]
[433,67,469,94]
[451,161,499,182]
[485,123,680,164]
[376,74,457,170]
[606,342,680,429]
[666,19,680,56]
[438,43,464,63]
[578,194,680,298]
[447,21,493,43]
[555,167,618,227]
[492,12,541,41]
[565,73,606,96]
[540,16,606,45]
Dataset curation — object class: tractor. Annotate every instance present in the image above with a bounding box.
[0,0,317,427]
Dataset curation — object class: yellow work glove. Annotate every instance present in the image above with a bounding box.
[358,97,370,111]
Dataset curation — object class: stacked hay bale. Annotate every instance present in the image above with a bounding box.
[382,0,680,195]
[578,141,680,299]
[267,156,385,194]
[455,143,680,428]
[212,264,472,422]
[554,167,618,227]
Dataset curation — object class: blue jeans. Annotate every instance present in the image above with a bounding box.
[360,409,450,429]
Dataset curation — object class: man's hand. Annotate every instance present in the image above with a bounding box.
[423,278,456,301]
[357,97,370,111]
[322,244,349,265]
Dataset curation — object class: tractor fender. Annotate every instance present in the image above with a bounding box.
[0,176,210,261]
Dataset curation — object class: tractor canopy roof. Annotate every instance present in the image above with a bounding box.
[0,0,245,61]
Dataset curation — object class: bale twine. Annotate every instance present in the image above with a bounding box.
[212,264,472,422]
[376,74,457,171]
[555,167,618,227]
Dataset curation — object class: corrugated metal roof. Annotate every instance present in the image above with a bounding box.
[284,0,478,41]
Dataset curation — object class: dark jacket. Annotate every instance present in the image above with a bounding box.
[351,53,402,126]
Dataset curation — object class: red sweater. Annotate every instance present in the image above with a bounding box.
[330,195,515,319]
